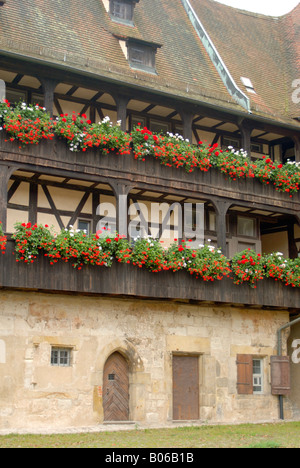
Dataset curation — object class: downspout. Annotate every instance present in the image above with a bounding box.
[277,316,300,420]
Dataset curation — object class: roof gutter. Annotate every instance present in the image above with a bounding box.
[181,0,251,113]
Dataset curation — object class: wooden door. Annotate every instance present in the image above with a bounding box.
[173,355,199,420]
[103,352,130,421]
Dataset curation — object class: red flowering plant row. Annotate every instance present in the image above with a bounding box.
[8,223,300,288]
[1,99,300,195]
[253,157,300,195]
[131,124,213,173]
[54,114,132,155]
[12,222,129,270]
[0,100,54,146]
[264,252,300,288]
[164,240,231,282]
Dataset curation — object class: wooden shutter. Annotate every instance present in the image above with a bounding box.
[270,356,291,395]
[236,354,253,395]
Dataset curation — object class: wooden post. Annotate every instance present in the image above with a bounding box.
[28,183,38,225]
[40,78,59,116]
[178,108,194,142]
[0,165,15,232]
[114,95,130,132]
[293,136,300,162]
[238,121,253,157]
[214,200,231,254]
[110,181,133,238]
[287,222,298,259]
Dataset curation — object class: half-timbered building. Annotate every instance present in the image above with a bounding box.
[0,0,300,431]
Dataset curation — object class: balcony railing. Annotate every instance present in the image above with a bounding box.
[0,239,299,309]
[0,132,299,215]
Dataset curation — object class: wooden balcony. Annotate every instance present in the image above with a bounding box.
[0,240,299,309]
[0,133,299,216]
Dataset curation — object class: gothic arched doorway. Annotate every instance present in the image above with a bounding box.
[103,352,130,421]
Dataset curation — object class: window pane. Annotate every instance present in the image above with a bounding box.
[59,350,69,366]
[150,120,169,134]
[237,217,256,237]
[51,349,59,365]
[78,220,91,234]
[131,48,144,64]
[110,0,133,21]
[253,359,261,373]
[253,359,263,394]
[51,348,71,367]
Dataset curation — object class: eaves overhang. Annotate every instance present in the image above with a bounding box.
[1,49,300,135]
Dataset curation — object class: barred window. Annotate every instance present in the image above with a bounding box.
[51,347,72,367]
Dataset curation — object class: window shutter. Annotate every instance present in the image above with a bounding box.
[236,354,253,395]
[270,356,291,395]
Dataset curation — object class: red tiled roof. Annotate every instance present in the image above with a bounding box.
[0,0,299,126]
[190,0,300,121]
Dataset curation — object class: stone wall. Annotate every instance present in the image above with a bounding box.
[0,290,293,432]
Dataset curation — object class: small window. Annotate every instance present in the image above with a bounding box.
[31,93,44,107]
[253,359,263,394]
[51,347,71,367]
[6,88,27,106]
[237,216,256,238]
[109,0,136,24]
[149,120,170,134]
[251,143,263,154]
[127,40,160,74]
[130,115,146,130]
[237,354,264,395]
[222,136,241,150]
[108,374,115,381]
[78,219,91,235]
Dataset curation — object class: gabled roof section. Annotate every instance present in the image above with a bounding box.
[0,0,239,111]
[189,0,300,123]
[181,0,251,112]
[0,0,299,127]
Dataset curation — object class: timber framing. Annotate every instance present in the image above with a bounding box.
[1,134,299,218]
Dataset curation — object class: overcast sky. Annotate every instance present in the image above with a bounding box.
[216,0,299,16]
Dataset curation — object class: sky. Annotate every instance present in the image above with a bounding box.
[216,0,299,16]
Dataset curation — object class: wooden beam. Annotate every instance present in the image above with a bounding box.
[28,183,38,225]
[0,166,15,231]
[67,192,90,228]
[42,185,65,230]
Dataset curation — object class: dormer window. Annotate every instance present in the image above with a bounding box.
[127,39,161,74]
[109,0,139,25]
